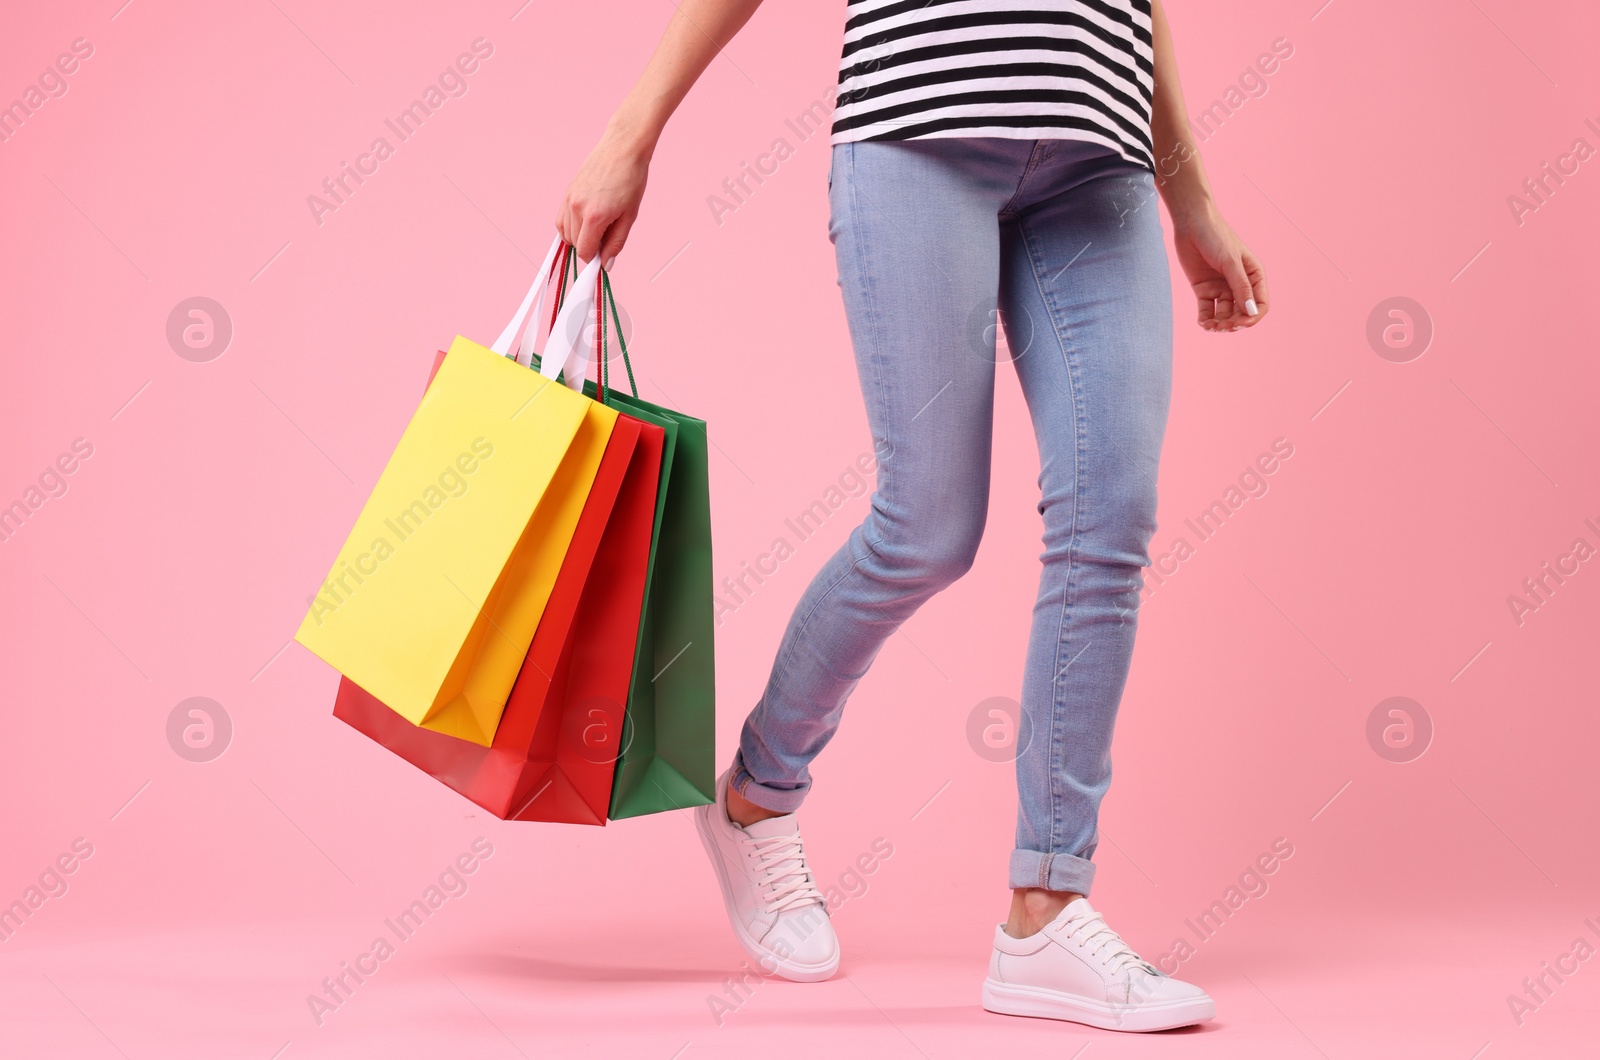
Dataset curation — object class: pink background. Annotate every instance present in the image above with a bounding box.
[2,1,1596,1056]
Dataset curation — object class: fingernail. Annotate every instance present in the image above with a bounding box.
[1245,298,1259,317]
[603,257,615,272]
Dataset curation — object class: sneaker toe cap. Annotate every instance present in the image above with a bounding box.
[763,905,839,972]
[1139,973,1211,1005]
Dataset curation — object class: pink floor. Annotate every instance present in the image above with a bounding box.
[3,777,1597,1058]
[5,891,1598,1058]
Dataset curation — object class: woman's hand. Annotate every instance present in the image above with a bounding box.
[557,126,652,270]
[1171,204,1269,333]
[552,0,766,269]
[1147,1,1269,334]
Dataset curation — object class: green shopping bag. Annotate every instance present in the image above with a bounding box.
[598,276,715,818]
[537,266,716,819]
[606,388,715,817]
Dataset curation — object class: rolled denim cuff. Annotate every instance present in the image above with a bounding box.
[729,751,809,814]
[1009,848,1097,895]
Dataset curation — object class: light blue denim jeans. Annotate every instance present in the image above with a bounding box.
[732,138,1173,895]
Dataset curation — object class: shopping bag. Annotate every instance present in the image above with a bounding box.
[334,246,664,821]
[585,273,717,819]
[296,240,618,746]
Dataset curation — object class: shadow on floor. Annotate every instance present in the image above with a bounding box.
[450,951,732,985]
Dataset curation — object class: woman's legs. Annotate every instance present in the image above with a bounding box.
[731,138,1026,811]
[1000,145,1174,905]
[731,142,1172,911]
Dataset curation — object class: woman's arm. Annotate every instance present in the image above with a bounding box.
[557,0,765,268]
[1149,0,1269,332]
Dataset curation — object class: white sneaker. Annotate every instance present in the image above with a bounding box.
[694,770,839,983]
[982,897,1215,1032]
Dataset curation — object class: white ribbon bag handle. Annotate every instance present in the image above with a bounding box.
[490,236,566,365]
[541,254,603,393]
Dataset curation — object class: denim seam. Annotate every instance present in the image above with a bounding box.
[735,728,789,795]
[1016,209,1086,866]
[853,137,899,646]
[1000,140,1049,218]
[732,759,803,812]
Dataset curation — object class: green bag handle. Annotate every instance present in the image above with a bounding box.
[531,244,639,406]
[597,270,640,404]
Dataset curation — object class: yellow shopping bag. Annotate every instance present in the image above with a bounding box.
[296,245,617,746]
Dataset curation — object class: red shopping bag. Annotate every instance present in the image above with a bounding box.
[503,414,664,822]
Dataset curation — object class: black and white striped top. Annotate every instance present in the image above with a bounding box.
[831,0,1156,171]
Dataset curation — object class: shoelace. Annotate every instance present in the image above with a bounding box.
[1060,910,1155,976]
[745,831,825,915]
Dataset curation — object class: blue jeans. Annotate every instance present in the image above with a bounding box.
[732,138,1173,896]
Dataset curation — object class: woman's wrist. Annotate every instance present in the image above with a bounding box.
[1164,190,1216,233]
[1156,159,1216,232]
[605,95,669,161]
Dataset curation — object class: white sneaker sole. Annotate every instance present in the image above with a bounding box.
[693,804,839,984]
[982,977,1215,1032]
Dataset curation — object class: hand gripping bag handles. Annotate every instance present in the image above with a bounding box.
[297,238,619,746]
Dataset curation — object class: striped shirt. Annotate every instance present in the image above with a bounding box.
[831,0,1156,171]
